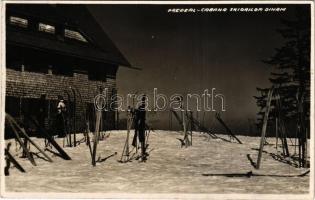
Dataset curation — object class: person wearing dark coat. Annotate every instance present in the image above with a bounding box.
[132,95,147,161]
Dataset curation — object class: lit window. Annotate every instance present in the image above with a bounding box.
[65,29,88,42]
[39,23,55,34]
[9,16,28,28]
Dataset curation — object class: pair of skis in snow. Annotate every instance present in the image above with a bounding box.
[119,108,151,163]
[5,112,72,175]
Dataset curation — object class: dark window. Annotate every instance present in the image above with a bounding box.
[52,65,73,77]
[21,97,48,117]
[24,64,48,74]
[88,69,106,81]
[5,96,20,117]
[9,16,28,28]
[7,61,23,71]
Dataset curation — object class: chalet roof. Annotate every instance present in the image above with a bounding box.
[6,4,132,67]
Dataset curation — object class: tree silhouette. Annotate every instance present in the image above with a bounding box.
[254,7,310,167]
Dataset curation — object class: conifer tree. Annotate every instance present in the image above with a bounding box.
[254,7,310,167]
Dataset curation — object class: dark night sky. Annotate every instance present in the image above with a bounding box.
[88,4,309,133]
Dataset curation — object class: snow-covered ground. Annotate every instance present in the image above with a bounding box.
[4,130,310,194]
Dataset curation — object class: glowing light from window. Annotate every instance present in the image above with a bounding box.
[9,16,28,28]
[65,29,87,42]
[39,23,55,34]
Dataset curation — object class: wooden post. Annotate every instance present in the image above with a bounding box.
[182,110,190,147]
[64,90,72,147]
[126,112,131,160]
[275,117,278,150]
[171,109,182,125]
[126,112,132,159]
[215,113,242,144]
[189,113,217,139]
[182,112,185,133]
[71,87,77,147]
[256,88,273,169]
[116,110,119,130]
[46,99,51,147]
[119,109,133,162]
[305,127,308,167]
[202,112,205,130]
[67,117,72,147]
[190,112,193,146]
[85,121,92,157]
[92,99,102,166]
[22,137,28,158]
[169,110,172,130]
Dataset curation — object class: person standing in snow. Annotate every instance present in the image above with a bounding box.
[56,95,67,138]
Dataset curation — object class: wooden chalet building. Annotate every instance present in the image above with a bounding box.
[6,4,131,134]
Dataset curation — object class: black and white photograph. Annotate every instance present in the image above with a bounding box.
[0,1,314,199]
